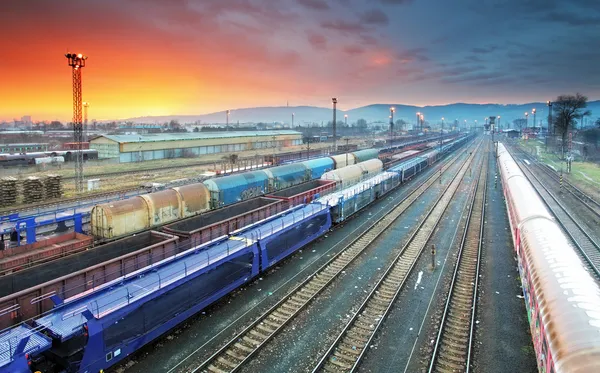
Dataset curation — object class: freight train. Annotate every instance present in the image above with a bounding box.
[497,142,600,373]
[0,136,472,373]
[0,150,98,167]
[90,149,380,240]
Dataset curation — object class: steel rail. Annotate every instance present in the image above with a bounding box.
[311,143,480,373]
[428,146,488,373]
[192,141,481,373]
[507,145,600,280]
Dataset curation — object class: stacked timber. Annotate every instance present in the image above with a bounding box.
[0,177,18,207]
[22,177,44,204]
[44,174,62,199]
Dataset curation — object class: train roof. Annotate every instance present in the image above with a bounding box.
[35,236,252,341]
[521,218,600,373]
[498,142,600,372]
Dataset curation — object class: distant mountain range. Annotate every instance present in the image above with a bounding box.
[120,101,600,128]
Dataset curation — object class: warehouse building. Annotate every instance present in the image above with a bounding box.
[90,131,303,163]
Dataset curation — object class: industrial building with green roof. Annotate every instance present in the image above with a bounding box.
[89,131,303,163]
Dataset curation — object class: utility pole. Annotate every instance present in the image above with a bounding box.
[547,101,553,151]
[345,138,350,165]
[65,53,87,193]
[332,98,337,153]
[390,107,395,148]
[440,117,444,153]
[497,116,500,133]
[83,102,89,142]
[292,112,294,128]
[416,112,420,131]
[525,112,529,129]
[272,135,276,165]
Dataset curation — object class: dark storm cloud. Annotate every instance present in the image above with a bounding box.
[321,20,367,33]
[297,0,330,11]
[3,0,599,109]
[441,71,505,84]
[542,11,600,26]
[360,9,389,25]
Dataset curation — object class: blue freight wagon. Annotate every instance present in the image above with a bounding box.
[301,158,335,179]
[264,163,309,191]
[203,170,269,208]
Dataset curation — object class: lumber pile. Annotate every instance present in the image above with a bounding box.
[44,174,63,199]
[22,176,44,204]
[0,177,18,207]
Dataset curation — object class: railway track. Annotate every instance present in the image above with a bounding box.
[311,144,480,373]
[428,147,488,373]
[192,141,481,373]
[512,144,600,219]
[508,146,600,280]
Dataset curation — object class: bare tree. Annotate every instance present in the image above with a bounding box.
[553,93,592,158]
[395,119,407,131]
[513,118,527,131]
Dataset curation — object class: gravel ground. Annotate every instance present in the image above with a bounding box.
[358,145,483,373]
[110,145,475,373]
[523,155,600,242]
[471,148,537,372]
[237,155,468,373]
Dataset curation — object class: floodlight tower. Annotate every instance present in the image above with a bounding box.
[332,98,337,152]
[389,107,395,148]
[65,53,88,193]
[83,102,89,142]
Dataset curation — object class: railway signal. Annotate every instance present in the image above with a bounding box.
[560,171,563,193]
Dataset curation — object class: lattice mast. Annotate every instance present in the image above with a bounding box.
[65,53,87,192]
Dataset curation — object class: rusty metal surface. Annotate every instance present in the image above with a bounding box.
[172,183,210,217]
[91,197,149,239]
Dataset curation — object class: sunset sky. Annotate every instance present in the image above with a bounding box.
[1,0,599,122]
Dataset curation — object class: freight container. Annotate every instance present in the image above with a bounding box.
[0,232,92,275]
[263,163,309,191]
[172,183,210,217]
[329,153,356,169]
[203,170,269,208]
[321,164,364,187]
[350,148,379,163]
[0,231,178,329]
[266,179,337,207]
[357,159,383,176]
[91,197,149,239]
[301,157,335,179]
[140,189,181,226]
[162,197,286,246]
[34,156,64,164]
